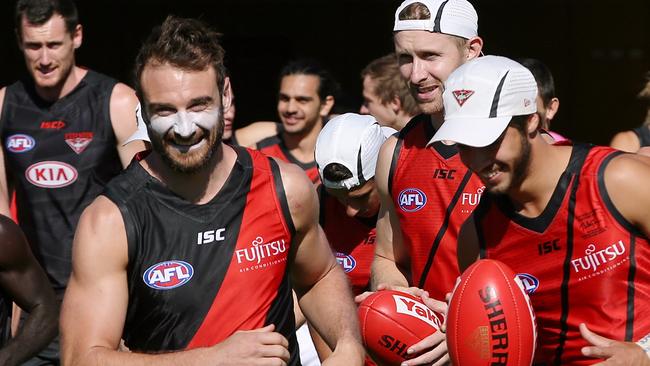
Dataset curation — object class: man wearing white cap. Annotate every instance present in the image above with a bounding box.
[308,113,395,361]
[368,0,483,364]
[434,55,650,365]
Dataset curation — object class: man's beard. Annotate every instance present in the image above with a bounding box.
[508,129,532,193]
[150,114,224,174]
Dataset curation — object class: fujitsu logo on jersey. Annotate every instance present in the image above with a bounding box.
[460,186,485,214]
[393,294,444,329]
[197,228,226,245]
[235,236,287,265]
[143,260,194,290]
[398,188,427,212]
[571,240,627,276]
[335,252,356,273]
[6,134,35,153]
[25,161,78,188]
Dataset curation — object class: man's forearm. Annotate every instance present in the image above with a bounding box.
[0,302,58,366]
[298,264,364,364]
[370,254,410,290]
[64,345,216,366]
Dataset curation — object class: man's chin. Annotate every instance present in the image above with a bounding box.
[417,100,444,115]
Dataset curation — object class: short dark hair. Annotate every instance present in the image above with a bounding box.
[518,58,556,107]
[279,59,340,102]
[361,54,419,116]
[15,0,78,39]
[134,16,227,102]
[322,163,353,182]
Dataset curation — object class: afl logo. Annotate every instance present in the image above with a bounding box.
[335,252,356,273]
[516,273,540,294]
[25,161,78,188]
[398,188,427,212]
[143,260,194,290]
[6,134,35,153]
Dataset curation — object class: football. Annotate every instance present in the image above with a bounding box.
[358,290,444,365]
[447,259,536,366]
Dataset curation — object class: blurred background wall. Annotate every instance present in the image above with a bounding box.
[0,0,648,145]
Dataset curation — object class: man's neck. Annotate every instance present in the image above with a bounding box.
[143,143,237,204]
[507,139,573,218]
[281,120,323,163]
[35,65,86,103]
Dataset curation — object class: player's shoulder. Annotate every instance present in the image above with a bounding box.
[234,121,280,148]
[109,82,137,107]
[609,129,641,152]
[602,151,650,183]
[79,195,124,234]
[274,157,314,196]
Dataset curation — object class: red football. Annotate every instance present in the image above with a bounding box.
[358,290,444,365]
[447,259,536,366]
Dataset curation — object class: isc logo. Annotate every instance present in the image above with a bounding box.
[398,188,427,212]
[143,260,194,290]
[516,273,540,294]
[335,252,356,273]
[196,228,226,245]
[25,161,78,188]
[393,294,443,329]
[6,134,35,153]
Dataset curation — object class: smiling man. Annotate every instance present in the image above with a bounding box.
[433,55,650,365]
[0,0,144,363]
[235,60,338,184]
[366,1,483,364]
[60,16,364,366]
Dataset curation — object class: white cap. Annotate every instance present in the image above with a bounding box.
[430,55,538,147]
[393,0,478,39]
[123,103,151,146]
[315,113,396,190]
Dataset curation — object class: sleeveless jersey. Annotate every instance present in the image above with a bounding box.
[0,70,121,293]
[256,126,320,184]
[474,144,650,365]
[319,189,376,295]
[390,115,484,300]
[633,126,650,147]
[103,147,300,364]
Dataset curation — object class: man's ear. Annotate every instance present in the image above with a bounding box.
[466,36,483,61]
[221,76,232,112]
[527,113,541,136]
[389,95,401,114]
[72,24,83,49]
[545,97,560,122]
[319,95,335,117]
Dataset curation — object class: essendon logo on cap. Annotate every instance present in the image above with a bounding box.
[452,90,475,107]
[65,132,93,154]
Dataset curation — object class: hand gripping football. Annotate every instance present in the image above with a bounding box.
[358,290,445,365]
[447,259,537,366]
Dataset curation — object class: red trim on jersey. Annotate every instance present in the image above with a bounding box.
[258,142,320,184]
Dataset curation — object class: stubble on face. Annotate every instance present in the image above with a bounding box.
[149,111,224,174]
